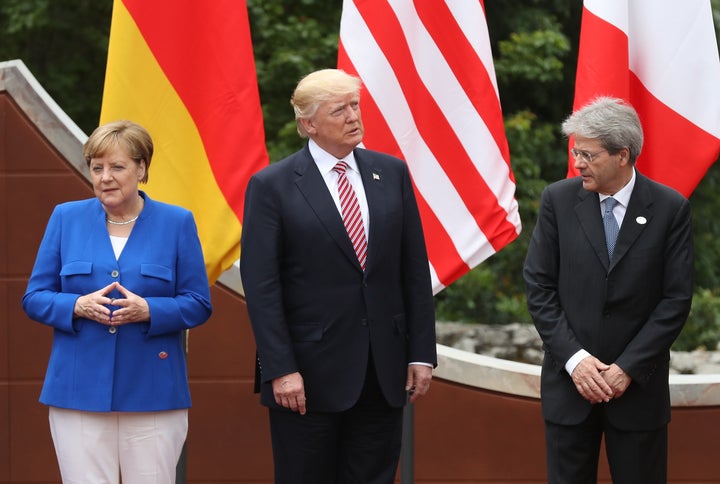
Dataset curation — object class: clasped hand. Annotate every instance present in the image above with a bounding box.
[73,281,150,326]
[571,356,631,404]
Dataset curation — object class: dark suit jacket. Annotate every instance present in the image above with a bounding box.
[523,171,694,431]
[240,144,436,412]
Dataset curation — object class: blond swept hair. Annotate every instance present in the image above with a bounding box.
[290,69,362,138]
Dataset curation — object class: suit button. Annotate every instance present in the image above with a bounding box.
[111,270,119,278]
[361,319,368,326]
[109,326,117,334]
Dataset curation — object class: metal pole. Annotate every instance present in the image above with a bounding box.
[400,402,415,484]
[176,442,187,484]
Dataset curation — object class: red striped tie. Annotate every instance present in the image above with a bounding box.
[333,161,368,270]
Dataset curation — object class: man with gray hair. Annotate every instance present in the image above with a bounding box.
[241,68,437,484]
[524,97,694,483]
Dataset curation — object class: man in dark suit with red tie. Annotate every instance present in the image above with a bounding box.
[240,68,437,484]
[523,97,694,483]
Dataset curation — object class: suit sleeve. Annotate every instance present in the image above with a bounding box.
[22,207,81,333]
[240,174,298,382]
[399,162,437,366]
[523,186,584,370]
[144,211,213,336]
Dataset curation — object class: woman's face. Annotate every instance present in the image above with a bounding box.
[89,144,146,211]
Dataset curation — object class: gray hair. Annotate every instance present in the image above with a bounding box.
[290,69,362,138]
[561,96,643,164]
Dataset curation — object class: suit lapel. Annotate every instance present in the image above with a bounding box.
[355,149,386,273]
[575,188,610,269]
[611,173,652,269]
[293,147,364,270]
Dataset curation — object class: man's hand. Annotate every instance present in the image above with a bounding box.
[272,372,307,415]
[601,363,631,399]
[571,356,614,404]
[406,364,433,404]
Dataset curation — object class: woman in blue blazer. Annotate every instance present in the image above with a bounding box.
[22,120,212,483]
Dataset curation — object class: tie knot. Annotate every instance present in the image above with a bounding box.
[333,161,349,175]
[605,197,617,212]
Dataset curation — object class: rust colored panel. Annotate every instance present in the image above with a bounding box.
[0,282,7,381]
[187,381,273,482]
[7,173,92,276]
[0,384,8,482]
[1,93,74,173]
[7,281,53,380]
[187,284,257,380]
[668,407,720,481]
[8,384,59,482]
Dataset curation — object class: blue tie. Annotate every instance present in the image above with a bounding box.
[604,197,619,260]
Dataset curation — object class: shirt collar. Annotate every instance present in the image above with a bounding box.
[309,139,359,175]
[600,167,636,207]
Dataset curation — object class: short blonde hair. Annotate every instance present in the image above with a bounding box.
[84,120,154,183]
[290,69,362,138]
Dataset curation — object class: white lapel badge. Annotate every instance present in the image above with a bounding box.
[636,216,647,225]
[372,173,381,180]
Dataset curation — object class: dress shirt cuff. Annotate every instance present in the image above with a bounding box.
[565,349,591,375]
[409,362,434,368]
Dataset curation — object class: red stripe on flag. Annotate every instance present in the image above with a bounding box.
[338,43,469,287]
[353,0,517,252]
[121,0,267,220]
[630,72,719,196]
[414,1,511,169]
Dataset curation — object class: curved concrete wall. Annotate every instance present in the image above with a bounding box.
[3,59,719,482]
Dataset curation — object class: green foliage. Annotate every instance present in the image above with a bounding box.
[495,29,570,84]
[674,289,720,351]
[689,163,720,289]
[247,0,340,162]
[0,0,112,134]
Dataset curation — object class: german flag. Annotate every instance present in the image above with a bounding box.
[100,0,268,283]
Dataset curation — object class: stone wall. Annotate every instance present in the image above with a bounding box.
[436,321,720,375]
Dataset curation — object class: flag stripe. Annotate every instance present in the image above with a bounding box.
[352,1,518,248]
[338,44,470,289]
[340,0,520,292]
[629,72,720,196]
[414,1,510,167]
[121,0,267,221]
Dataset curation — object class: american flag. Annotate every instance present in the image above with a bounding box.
[338,0,521,294]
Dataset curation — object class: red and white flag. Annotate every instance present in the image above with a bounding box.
[338,0,521,294]
[570,0,720,197]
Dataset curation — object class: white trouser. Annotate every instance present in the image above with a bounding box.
[48,407,188,484]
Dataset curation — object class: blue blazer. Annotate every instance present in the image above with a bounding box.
[22,192,212,412]
[240,145,437,412]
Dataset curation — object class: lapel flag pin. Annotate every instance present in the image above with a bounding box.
[372,173,380,180]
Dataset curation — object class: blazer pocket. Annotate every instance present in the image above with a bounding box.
[59,261,92,276]
[140,264,173,281]
[288,323,323,342]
